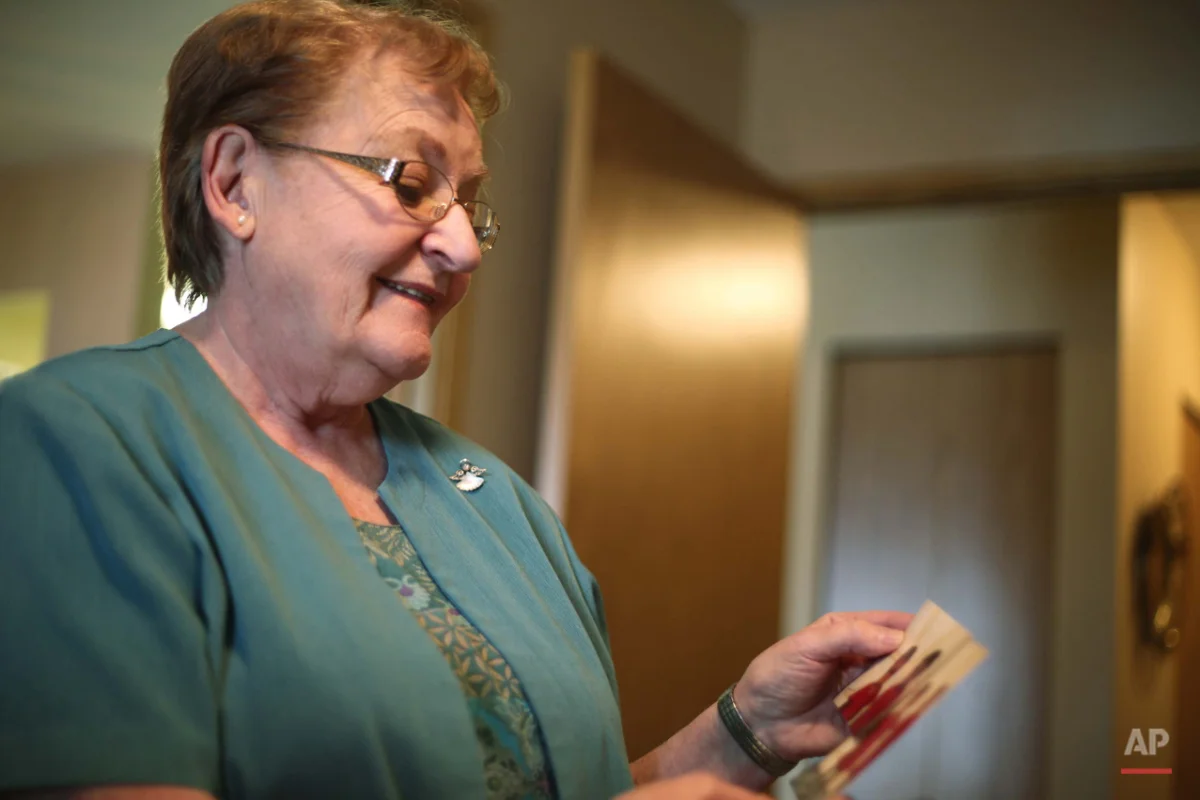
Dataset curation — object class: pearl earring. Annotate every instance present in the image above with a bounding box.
[237,214,247,226]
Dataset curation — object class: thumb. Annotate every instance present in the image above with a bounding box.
[793,619,904,663]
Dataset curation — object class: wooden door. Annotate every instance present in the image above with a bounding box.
[1175,404,1200,800]
[537,51,805,759]
[824,348,1056,799]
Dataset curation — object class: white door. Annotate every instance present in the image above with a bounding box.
[823,348,1056,799]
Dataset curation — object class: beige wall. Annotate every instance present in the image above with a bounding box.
[788,199,1119,799]
[743,0,1200,181]
[0,153,154,358]
[460,0,747,477]
[0,289,50,376]
[1115,192,1200,799]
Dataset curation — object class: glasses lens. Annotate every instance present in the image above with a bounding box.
[393,162,497,253]
[464,202,499,252]
[393,162,451,221]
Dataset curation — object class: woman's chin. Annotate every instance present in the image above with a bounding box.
[366,337,433,385]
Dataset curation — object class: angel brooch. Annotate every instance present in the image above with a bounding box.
[449,459,488,492]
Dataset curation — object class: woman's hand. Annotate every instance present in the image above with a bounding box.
[629,610,909,792]
[616,772,767,799]
[733,610,911,763]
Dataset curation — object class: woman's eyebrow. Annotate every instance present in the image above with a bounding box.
[382,127,489,181]
[462,164,491,183]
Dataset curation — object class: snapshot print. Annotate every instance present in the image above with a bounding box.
[790,601,988,800]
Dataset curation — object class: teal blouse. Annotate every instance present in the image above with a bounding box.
[355,519,552,799]
[0,330,633,799]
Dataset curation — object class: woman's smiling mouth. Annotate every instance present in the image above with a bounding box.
[377,277,437,306]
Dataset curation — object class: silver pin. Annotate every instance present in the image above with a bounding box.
[449,458,487,492]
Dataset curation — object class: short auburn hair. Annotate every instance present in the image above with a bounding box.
[160,0,501,306]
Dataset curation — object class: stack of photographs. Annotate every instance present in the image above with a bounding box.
[790,601,988,800]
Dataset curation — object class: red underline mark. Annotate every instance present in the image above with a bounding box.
[1120,768,1173,775]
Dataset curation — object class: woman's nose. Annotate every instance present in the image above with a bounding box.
[423,203,483,274]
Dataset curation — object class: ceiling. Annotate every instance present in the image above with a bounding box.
[0,0,239,166]
[0,0,809,167]
[724,0,809,17]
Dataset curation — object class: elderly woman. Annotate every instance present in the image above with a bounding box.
[0,2,908,798]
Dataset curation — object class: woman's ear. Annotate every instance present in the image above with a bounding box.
[201,125,257,240]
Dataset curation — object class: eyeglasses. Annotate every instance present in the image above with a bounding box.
[270,141,499,253]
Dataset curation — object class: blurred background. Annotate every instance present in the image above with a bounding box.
[1,1,1198,798]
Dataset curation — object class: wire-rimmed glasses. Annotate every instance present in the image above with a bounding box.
[270,141,499,253]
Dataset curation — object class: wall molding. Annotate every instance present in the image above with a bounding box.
[789,147,1200,212]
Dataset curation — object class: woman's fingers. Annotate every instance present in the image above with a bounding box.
[830,610,913,631]
[794,617,906,662]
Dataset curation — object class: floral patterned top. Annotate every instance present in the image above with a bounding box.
[355,519,555,800]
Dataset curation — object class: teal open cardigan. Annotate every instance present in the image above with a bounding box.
[0,330,634,799]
